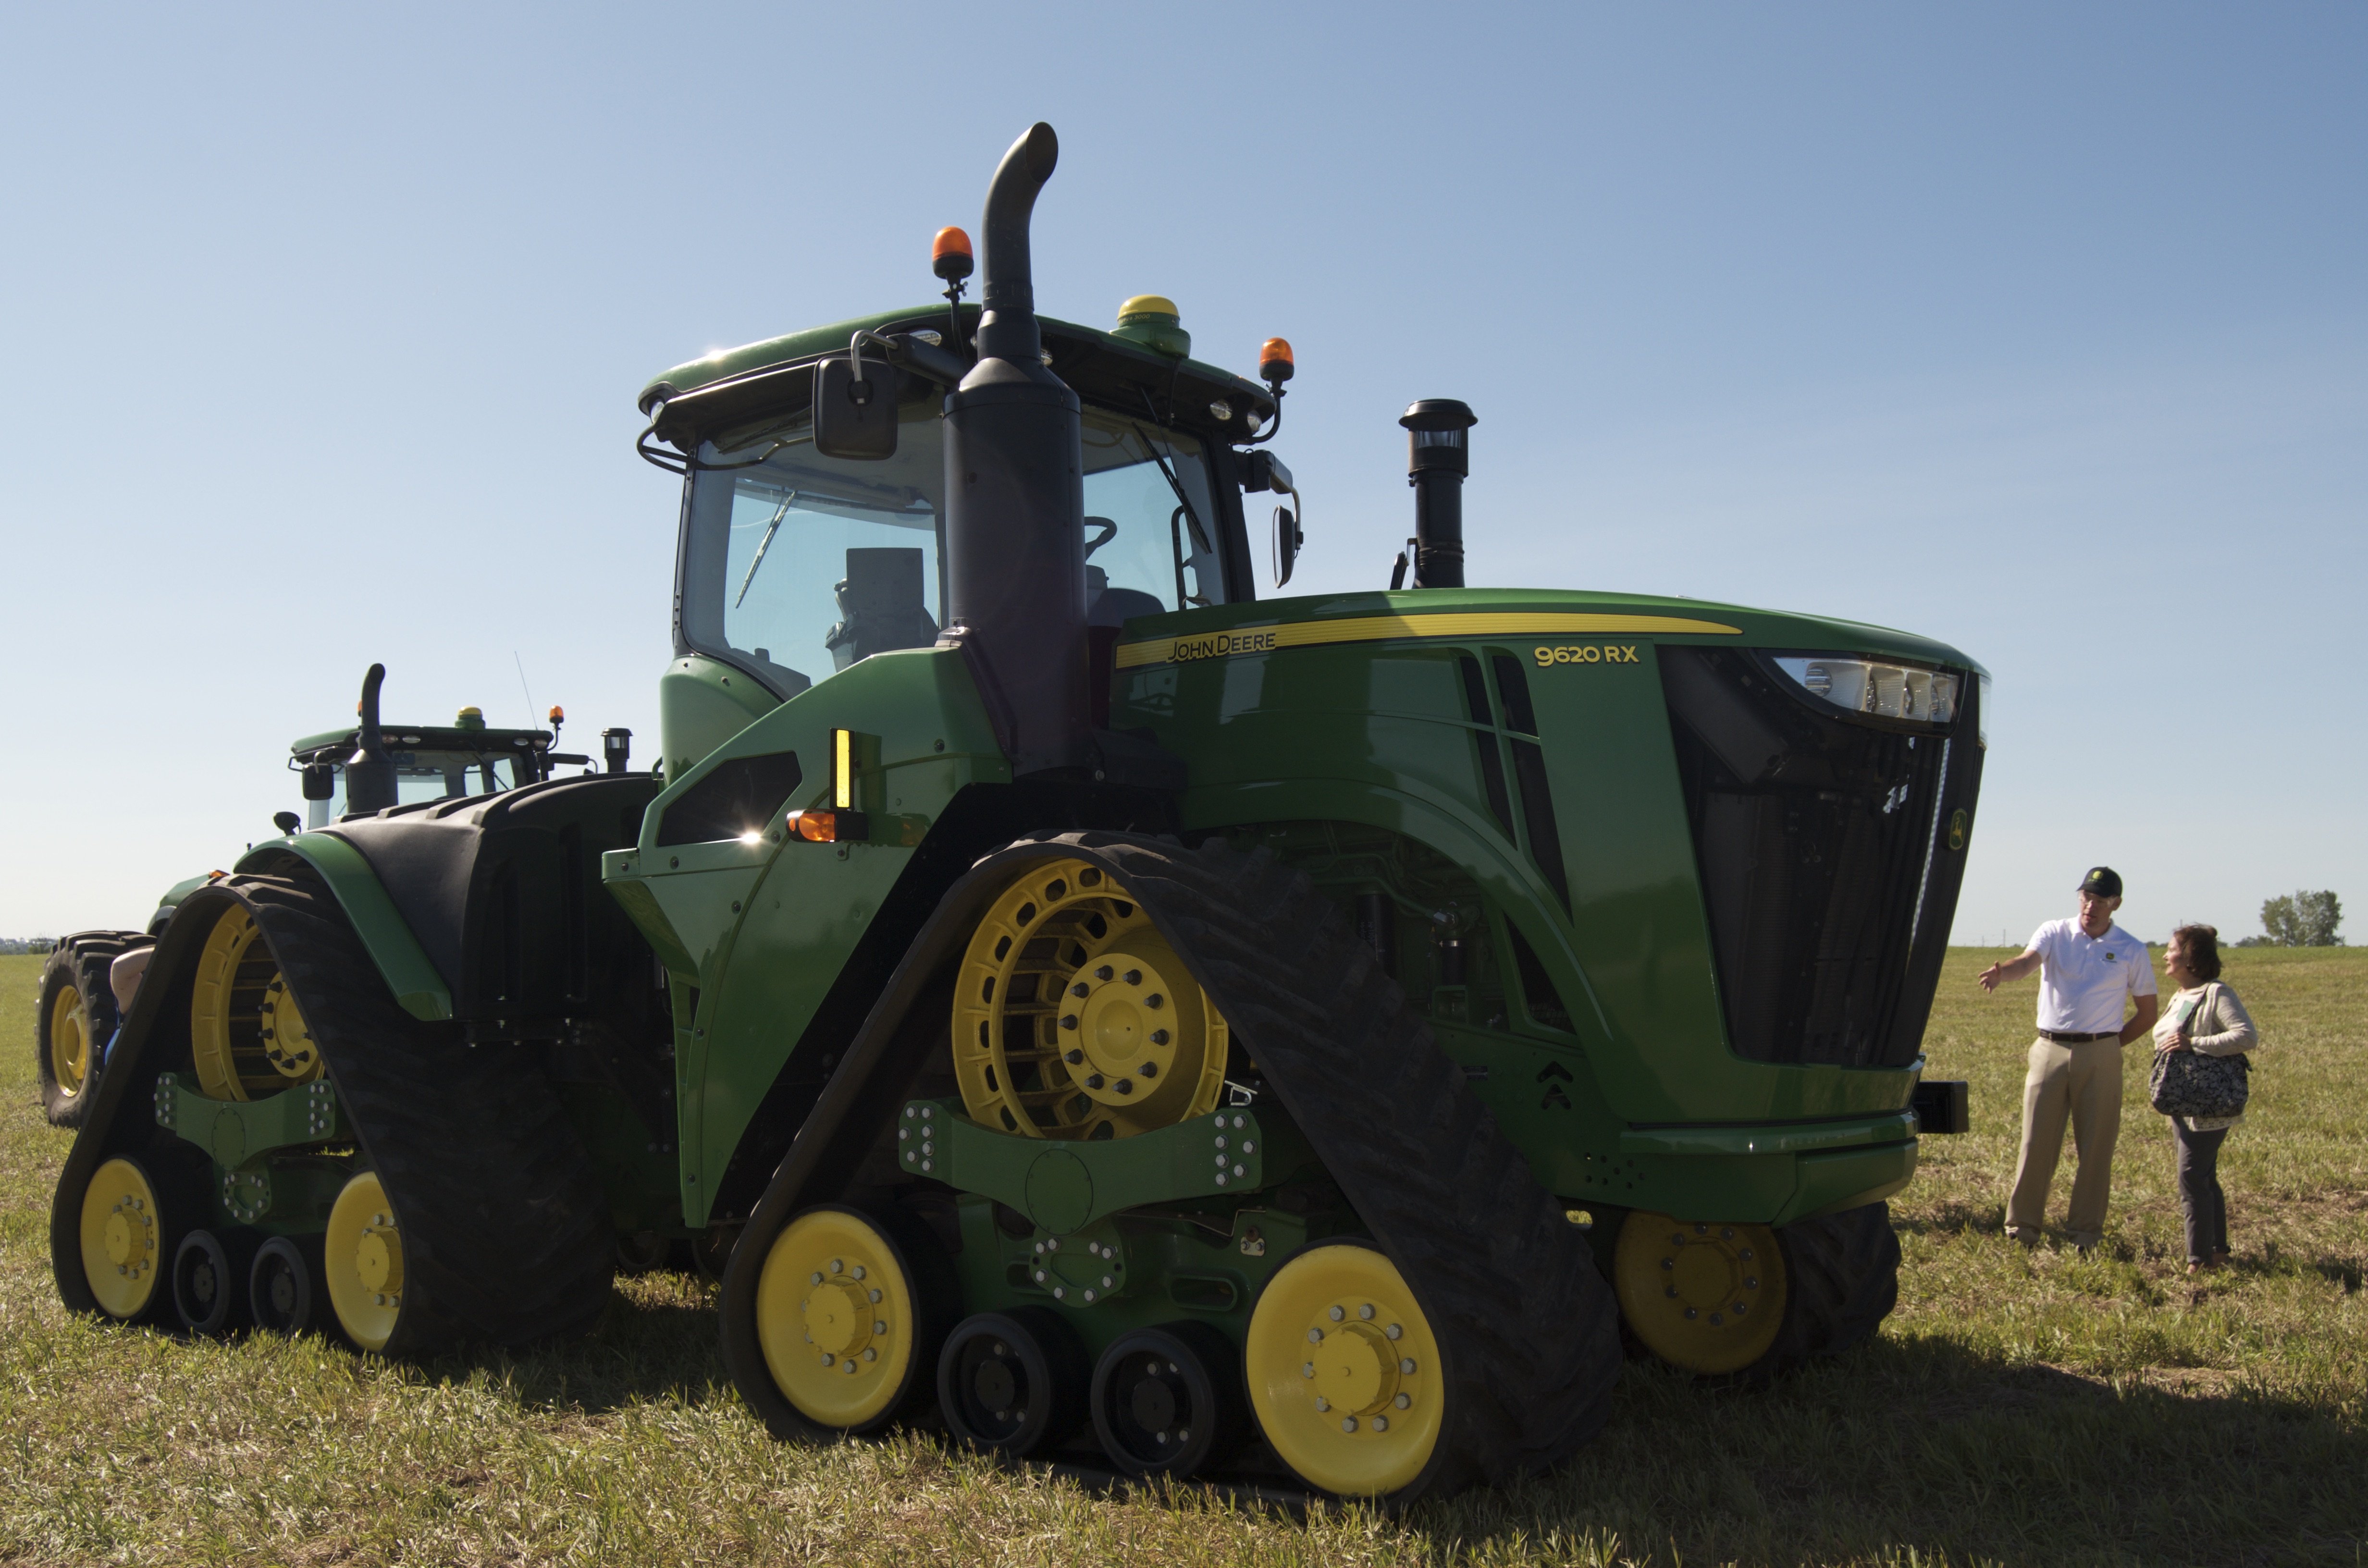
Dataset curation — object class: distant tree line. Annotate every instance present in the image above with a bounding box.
[2234,890,2344,948]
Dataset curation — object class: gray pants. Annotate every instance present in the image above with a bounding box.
[2170,1119,2229,1263]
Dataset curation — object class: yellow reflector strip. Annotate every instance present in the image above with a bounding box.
[833,728,853,809]
[1113,611,1743,670]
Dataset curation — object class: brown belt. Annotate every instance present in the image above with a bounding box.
[2038,1029,2116,1043]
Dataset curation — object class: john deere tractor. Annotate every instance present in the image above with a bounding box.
[33,671,584,1130]
[54,123,1982,1500]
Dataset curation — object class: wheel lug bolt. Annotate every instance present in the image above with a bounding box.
[1124,969,1141,985]
[1342,1417,1357,1433]
[1085,1074,1104,1090]
[1072,982,1090,998]
[1385,1324,1402,1340]
[1139,1062,1157,1077]
[1359,1304,1375,1320]
[1315,1397,1329,1412]
[1400,1358,1416,1374]
[1114,1079,1132,1095]
[1150,1029,1170,1046]
[1065,1049,1085,1064]
[1394,1393,1410,1409]
[1061,1015,1078,1030]
[1302,1362,1315,1378]
[1684,1308,1698,1320]
[1307,1329,1323,1344]
[1329,1306,1344,1321]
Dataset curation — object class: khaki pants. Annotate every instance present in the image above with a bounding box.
[2007,1037,2122,1246]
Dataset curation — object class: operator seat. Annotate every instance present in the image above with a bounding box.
[1087,564,1165,628]
[824,548,939,671]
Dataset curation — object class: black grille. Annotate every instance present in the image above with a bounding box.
[1660,648,1981,1068]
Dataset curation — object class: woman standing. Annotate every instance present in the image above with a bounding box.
[2153,924,2260,1274]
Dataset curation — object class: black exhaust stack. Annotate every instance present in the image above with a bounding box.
[1400,399,1477,589]
[344,663,399,817]
[941,123,1089,776]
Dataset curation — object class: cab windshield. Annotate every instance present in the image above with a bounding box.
[304,751,529,828]
[678,401,1225,698]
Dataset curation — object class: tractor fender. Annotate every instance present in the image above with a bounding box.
[234,836,452,1021]
[240,774,666,1027]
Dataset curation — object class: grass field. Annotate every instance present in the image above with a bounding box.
[2,946,2361,1566]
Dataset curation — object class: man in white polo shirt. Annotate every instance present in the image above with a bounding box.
[1978,867,2159,1251]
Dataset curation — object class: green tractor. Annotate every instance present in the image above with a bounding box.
[53,123,1982,1500]
[33,678,587,1128]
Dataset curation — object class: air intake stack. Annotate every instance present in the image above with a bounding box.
[941,123,1089,776]
[1400,398,1477,589]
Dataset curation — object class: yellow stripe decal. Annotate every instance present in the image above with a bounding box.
[1114,612,1743,670]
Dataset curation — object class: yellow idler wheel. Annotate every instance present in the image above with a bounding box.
[951,857,1228,1139]
[1612,1210,1786,1374]
[325,1171,406,1352]
[1245,1242,1443,1496]
[191,906,324,1100]
[79,1157,167,1319]
[755,1207,924,1432]
[48,979,91,1100]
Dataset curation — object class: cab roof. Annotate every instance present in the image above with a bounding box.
[638,304,1275,456]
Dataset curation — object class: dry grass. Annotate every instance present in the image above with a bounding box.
[1,947,2361,1566]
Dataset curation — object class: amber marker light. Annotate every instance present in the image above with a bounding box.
[1259,337,1295,383]
[933,226,974,281]
[785,809,867,844]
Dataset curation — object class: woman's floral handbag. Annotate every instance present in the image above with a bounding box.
[2147,984,2250,1119]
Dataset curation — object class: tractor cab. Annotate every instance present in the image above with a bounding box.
[676,393,1230,701]
[288,709,561,828]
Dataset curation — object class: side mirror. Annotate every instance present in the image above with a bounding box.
[813,352,899,460]
[1272,504,1303,588]
[272,811,303,837]
[300,761,336,801]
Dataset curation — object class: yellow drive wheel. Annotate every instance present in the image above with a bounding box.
[755,1207,925,1431]
[325,1171,405,1351]
[79,1157,166,1319]
[951,857,1228,1139]
[191,906,324,1101]
[48,980,91,1100]
[1612,1210,1786,1373]
[1245,1241,1444,1496]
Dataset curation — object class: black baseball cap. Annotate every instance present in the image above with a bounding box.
[2077,866,2123,898]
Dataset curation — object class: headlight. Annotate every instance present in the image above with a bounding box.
[1771,655,1960,726]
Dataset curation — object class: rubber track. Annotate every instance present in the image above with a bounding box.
[1767,1200,1899,1368]
[1087,834,1624,1498]
[37,932,147,1128]
[229,874,615,1355]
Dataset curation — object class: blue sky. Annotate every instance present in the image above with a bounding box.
[2,3,2359,947]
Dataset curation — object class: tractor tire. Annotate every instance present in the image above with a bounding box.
[36,933,148,1128]
[723,831,1623,1504]
[237,873,616,1354]
[1761,1200,1900,1372]
[1097,835,1624,1500]
[123,875,616,1355]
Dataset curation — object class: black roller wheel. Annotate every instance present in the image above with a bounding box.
[249,1235,331,1336]
[1089,1320,1246,1479]
[938,1307,1090,1458]
[173,1229,249,1336]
